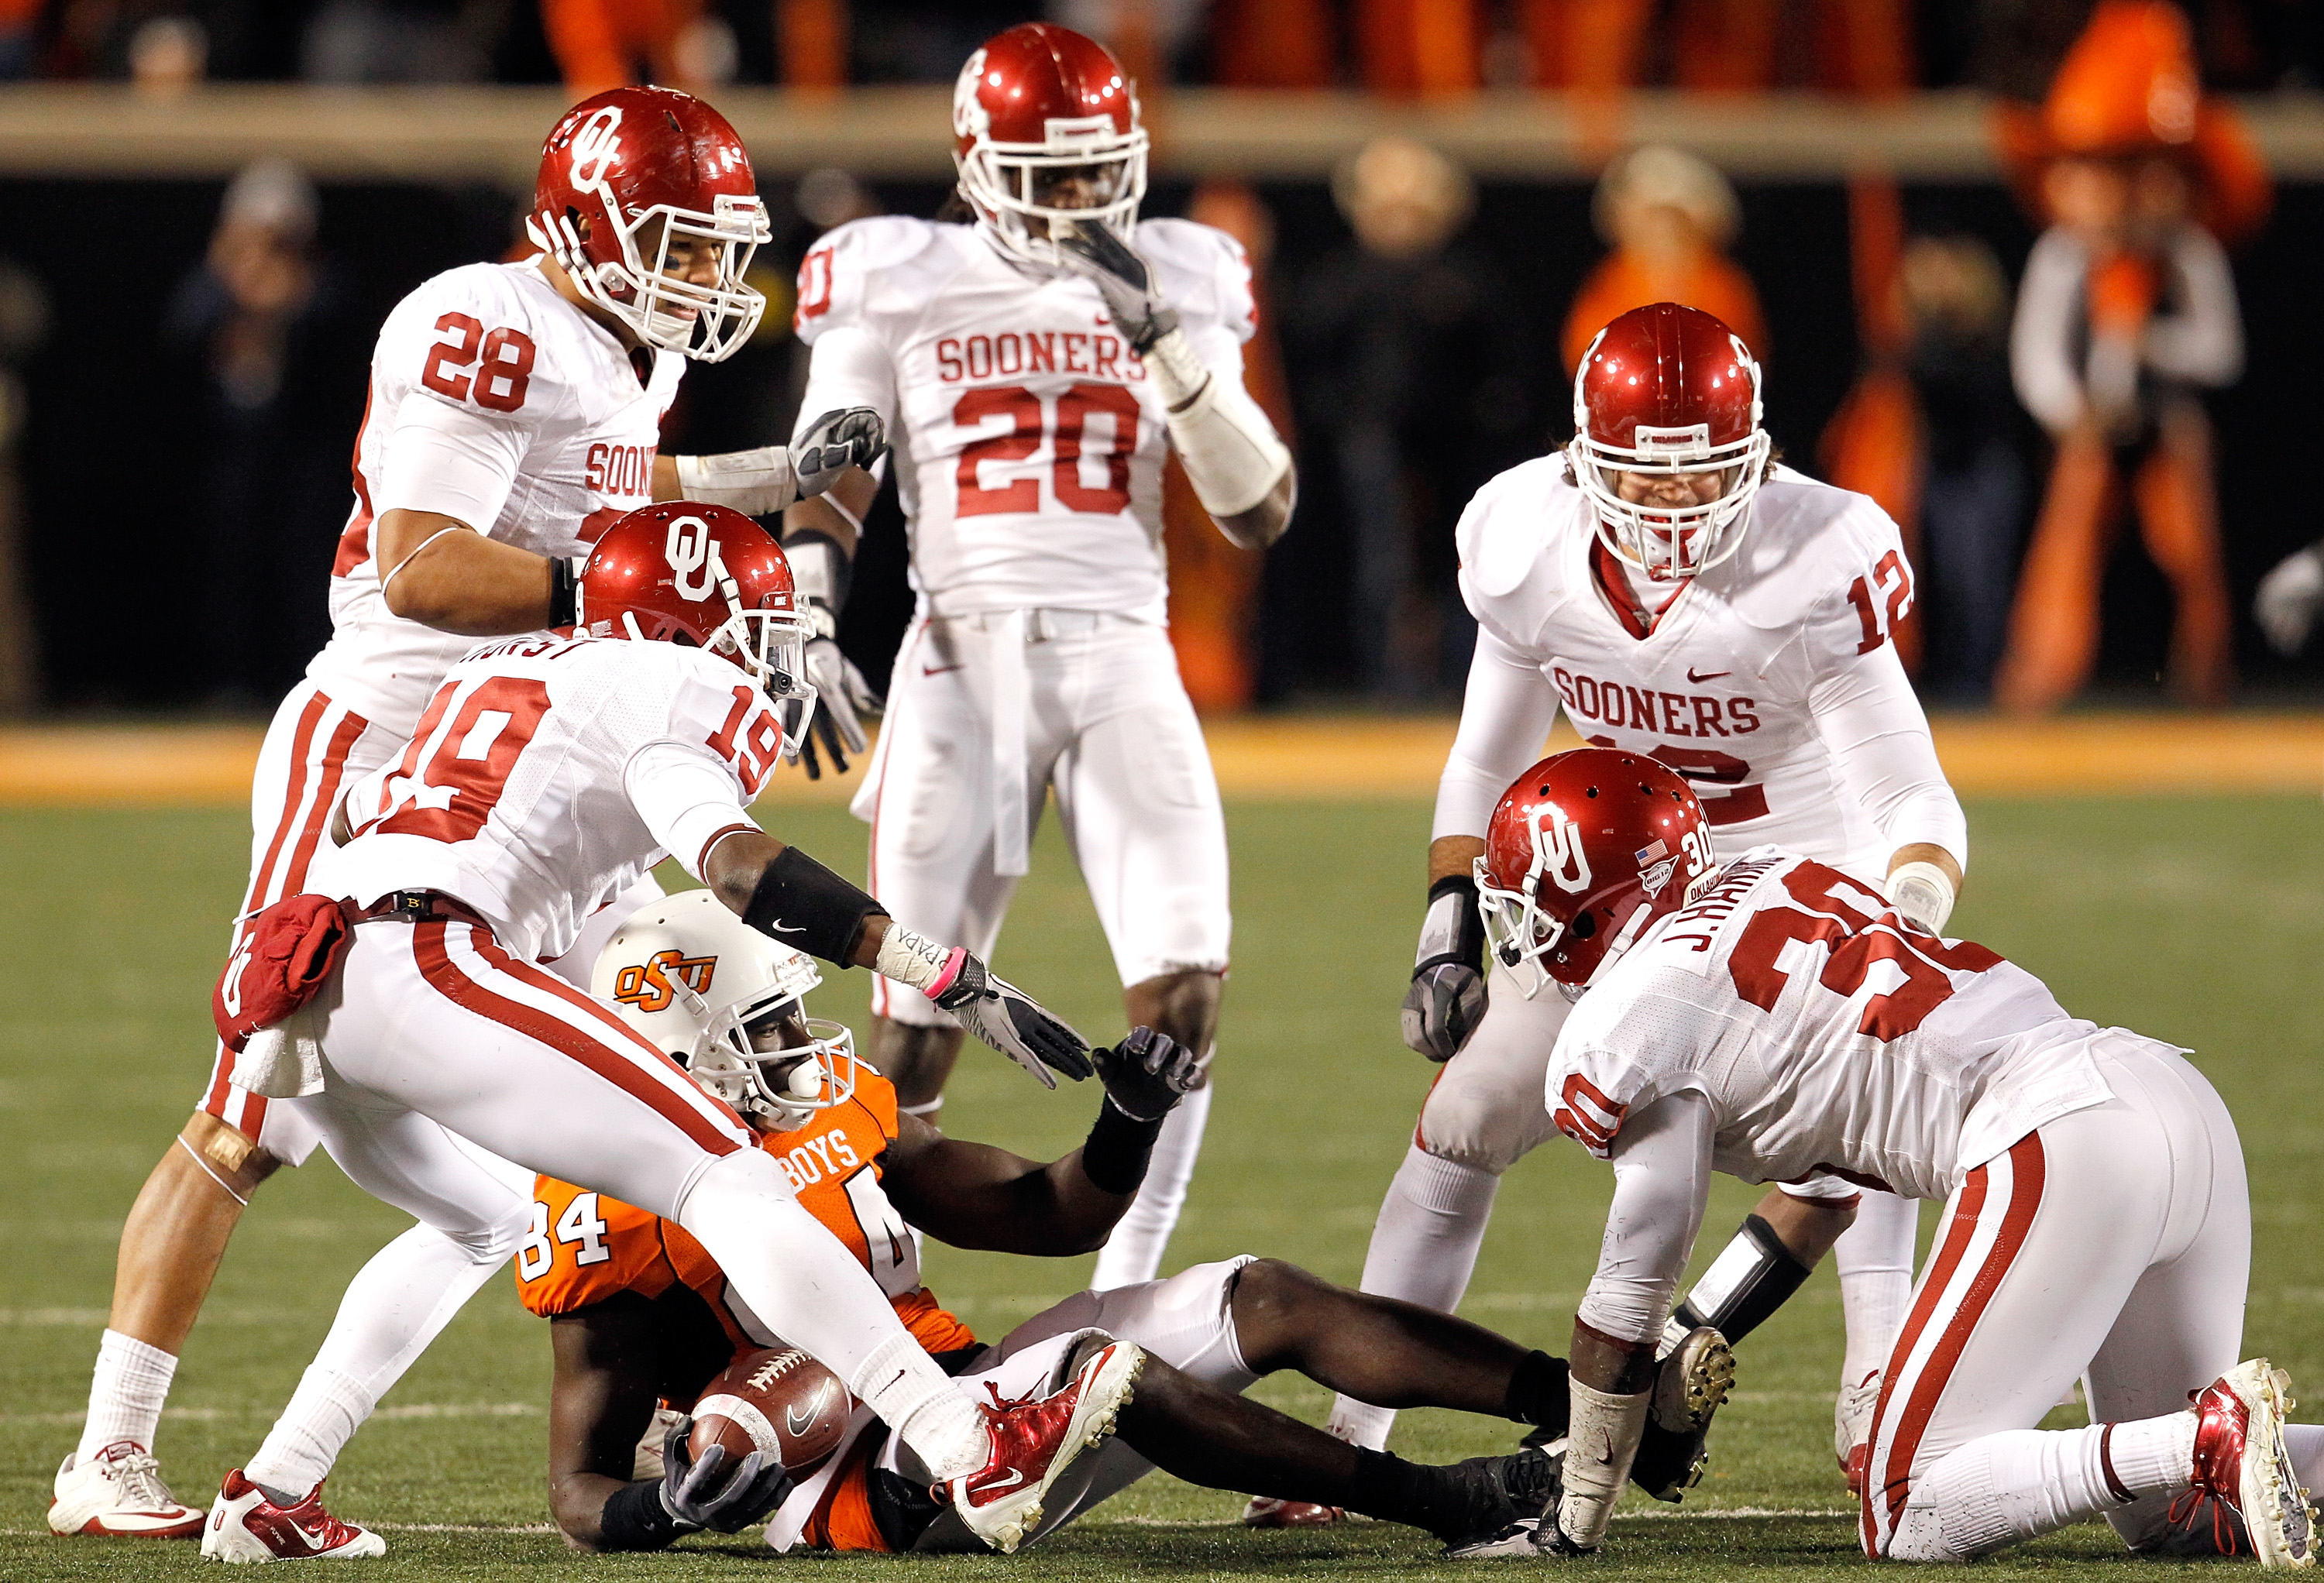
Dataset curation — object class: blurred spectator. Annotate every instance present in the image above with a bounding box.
[129,12,203,88]
[161,160,365,707]
[300,0,490,81]
[543,0,738,96]
[0,257,46,713]
[1992,0,2266,713]
[1283,137,1532,701]
[1899,235,2029,699]
[1562,145,1765,373]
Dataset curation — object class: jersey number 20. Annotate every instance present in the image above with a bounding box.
[954,383,1141,517]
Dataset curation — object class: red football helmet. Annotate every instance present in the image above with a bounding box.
[528,87,770,362]
[1476,748,1716,995]
[952,22,1147,264]
[579,503,816,738]
[1572,302,1771,579]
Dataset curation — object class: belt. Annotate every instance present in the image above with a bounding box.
[926,607,1119,640]
[353,890,487,928]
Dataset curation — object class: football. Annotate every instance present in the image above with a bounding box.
[686,1345,854,1475]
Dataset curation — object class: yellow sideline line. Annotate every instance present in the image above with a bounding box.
[0,713,2320,808]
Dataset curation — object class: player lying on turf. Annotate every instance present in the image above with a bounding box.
[517,894,1734,1557]
[1480,747,2320,1564]
[198,506,1130,1562]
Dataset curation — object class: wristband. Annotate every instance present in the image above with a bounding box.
[743,846,888,966]
[548,555,579,629]
[1884,859,1956,936]
[1415,873,1487,977]
[1659,1214,1811,1356]
[599,1477,689,1550]
[873,923,966,998]
[1079,1098,1166,1195]
[781,529,851,616]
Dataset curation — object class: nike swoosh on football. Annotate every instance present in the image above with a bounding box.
[922,663,967,678]
[1686,668,1731,683]
[786,1401,818,1437]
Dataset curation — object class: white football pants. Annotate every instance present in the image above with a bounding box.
[1329,953,1918,1451]
[1865,1035,2263,1560]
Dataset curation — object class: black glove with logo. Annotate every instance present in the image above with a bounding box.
[1401,874,1490,1062]
[1094,1025,1201,1122]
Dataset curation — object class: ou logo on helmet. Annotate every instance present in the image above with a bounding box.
[568,106,624,201]
[664,515,724,599]
[1528,802,1592,895]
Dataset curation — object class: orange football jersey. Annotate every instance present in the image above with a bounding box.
[516,1069,977,1359]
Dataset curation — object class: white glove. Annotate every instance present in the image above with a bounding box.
[2256,544,2324,656]
[1055,221,1177,354]
[1884,860,1956,937]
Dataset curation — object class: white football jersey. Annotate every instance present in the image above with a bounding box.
[1549,849,2116,1203]
[1458,460,1935,875]
[308,262,682,737]
[792,215,1257,620]
[322,634,782,965]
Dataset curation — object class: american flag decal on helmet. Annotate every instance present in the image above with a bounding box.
[1635,837,1669,865]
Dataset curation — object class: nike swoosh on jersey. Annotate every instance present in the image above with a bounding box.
[1686,668,1732,683]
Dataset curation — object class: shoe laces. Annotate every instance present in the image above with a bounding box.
[978,1378,1079,1463]
[2165,1490,2244,1555]
[95,1444,179,1512]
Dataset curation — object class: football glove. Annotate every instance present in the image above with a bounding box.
[795,610,882,781]
[1094,1025,1202,1121]
[933,953,1095,1087]
[1056,221,1177,354]
[658,1418,793,1534]
[1401,875,1489,1062]
[2256,543,2324,657]
[792,407,886,500]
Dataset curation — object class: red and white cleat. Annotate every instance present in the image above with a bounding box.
[1241,1497,1346,1527]
[941,1333,1144,1554]
[2192,1360,2317,1569]
[199,1470,386,1563]
[49,1440,205,1539]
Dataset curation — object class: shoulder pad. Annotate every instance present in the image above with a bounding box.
[793,215,956,343]
[1137,218,1255,340]
[1455,456,1590,647]
[1718,471,1906,634]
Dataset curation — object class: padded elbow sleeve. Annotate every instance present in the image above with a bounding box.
[742,846,889,967]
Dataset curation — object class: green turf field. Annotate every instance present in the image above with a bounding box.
[2,792,2319,1579]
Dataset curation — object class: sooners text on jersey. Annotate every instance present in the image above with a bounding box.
[1549,849,2117,1203]
[794,215,1255,619]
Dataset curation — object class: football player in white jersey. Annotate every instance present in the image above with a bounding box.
[1471,749,2319,1564]
[1313,304,1967,1513]
[53,89,885,1540]
[198,505,1126,1561]
[776,22,1295,1293]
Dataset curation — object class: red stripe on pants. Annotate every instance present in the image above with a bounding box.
[411,921,744,1155]
[1864,1134,2047,1554]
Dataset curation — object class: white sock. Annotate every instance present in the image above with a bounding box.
[1889,1414,2195,1561]
[1325,1145,1500,1452]
[244,1218,518,1493]
[1834,1191,1918,1386]
[1089,1082,1213,1291]
[676,1149,985,1482]
[79,1330,177,1461]
[847,1333,985,1484]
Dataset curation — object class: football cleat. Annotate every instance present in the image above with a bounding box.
[940,1334,1143,1554]
[1440,1445,1562,1558]
[1241,1496,1346,1527]
[200,1470,385,1563]
[1631,1326,1736,1502]
[2191,1361,2316,1569]
[49,1441,205,1539]
[1834,1368,1882,1499]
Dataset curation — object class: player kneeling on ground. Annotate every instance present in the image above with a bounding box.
[521,894,1736,1557]
[198,506,1123,1563]
[1482,747,2318,1564]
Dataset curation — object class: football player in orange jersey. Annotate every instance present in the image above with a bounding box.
[518,895,1734,1557]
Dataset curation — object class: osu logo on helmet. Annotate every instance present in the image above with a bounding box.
[613,949,717,1015]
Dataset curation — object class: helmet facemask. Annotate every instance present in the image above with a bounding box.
[1573,422,1772,580]
[683,951,858,1131]
[535,192,770,362]
[956,129,1147,267]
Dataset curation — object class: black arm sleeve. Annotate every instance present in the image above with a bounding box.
[742,845,889,966]
[597,1479,686,1551]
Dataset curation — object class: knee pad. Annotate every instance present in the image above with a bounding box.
[1416,1070,1535,1174]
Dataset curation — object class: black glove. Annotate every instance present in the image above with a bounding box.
[1401,874,1490,1062]
[1055,221,1177,353]
[1093,1025,1201,1122]
[933,953,1095,1086]
[658,1417,793,1535]
[790,407,885,499]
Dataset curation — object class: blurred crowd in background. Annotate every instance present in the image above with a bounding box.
[5,0,2324,722]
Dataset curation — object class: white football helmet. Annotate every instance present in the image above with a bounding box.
[593,890,855,1130]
